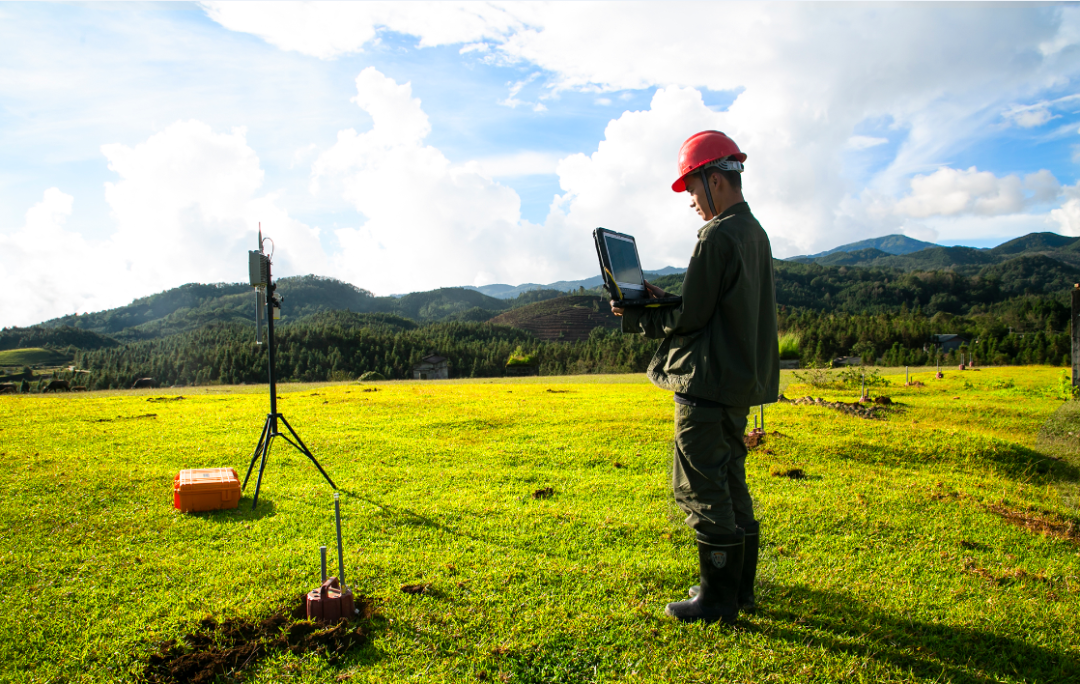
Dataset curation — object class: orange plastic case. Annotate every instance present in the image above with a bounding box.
[173,468,241,512]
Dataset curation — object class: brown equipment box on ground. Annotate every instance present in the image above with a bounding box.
[174,467,241,512]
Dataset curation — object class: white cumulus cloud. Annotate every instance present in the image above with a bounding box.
[0,121,323,327]
[894,167,1061,218]
[0,188,110,327]
[101,120,324,287]
[210,2,1080,258]
[1052,183,1080,236]
[313,68,566,294]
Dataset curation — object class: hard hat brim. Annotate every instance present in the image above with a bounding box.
[671,153,747,193]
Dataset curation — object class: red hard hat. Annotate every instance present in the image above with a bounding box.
[671,130,747,192]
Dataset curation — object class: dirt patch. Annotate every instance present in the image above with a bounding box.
[771,468,806,480]
[141,595,373,684]
[960,556,1055,587]
[545,389,570,393]
[401,582,433,595]
[744,429,765,448]
[986,503,1080,545]
[532,487,554,499]
[92,413,157,422]
[778,394,887,420]
[147,396,184,403]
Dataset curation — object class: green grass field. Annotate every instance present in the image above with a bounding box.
[0,347,71,367]
[1,367,1078,683]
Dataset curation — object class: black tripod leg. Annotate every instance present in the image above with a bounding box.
[279,414,337,489]
[243,415,273,489]
[251,431,275,510]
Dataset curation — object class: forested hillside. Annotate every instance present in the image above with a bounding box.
[488,296,619,341]
[70,312,655,389]
[636,255,1075,368]
[38,276,564,341]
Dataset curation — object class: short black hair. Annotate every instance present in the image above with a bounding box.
[705,162,742,191]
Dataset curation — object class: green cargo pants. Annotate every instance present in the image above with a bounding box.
[672,403,755,538]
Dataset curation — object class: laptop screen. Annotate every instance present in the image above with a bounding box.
[605,233,644,288]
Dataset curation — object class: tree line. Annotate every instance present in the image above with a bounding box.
[68,312,658,389]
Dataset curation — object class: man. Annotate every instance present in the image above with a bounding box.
[612,130,779,624]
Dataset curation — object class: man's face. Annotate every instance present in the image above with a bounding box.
[683,172,714,221]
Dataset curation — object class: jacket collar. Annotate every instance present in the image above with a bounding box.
[716,201,750,220]
[699,202,750,235]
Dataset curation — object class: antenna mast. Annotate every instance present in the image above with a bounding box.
[243,225,337,509]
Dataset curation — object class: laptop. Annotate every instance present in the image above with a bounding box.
[593,228,682,308]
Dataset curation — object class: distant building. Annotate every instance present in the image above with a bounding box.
[930,334,969,352]
[412,354,449,380]
[831,356,862,367]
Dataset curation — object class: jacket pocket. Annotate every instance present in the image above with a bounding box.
[663,329,707,377]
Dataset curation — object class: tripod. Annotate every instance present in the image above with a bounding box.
[243,252,336,509]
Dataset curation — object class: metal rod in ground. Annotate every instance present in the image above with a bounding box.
[906,366,909,384]
[321,546,327,583]
[759,404,764,432]
[334,492,346,589]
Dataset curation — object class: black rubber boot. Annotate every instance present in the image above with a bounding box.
[688,521,759,612]
[737,520,760,612]
[665,529,744,624]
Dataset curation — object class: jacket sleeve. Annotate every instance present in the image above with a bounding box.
[621,231,732,339]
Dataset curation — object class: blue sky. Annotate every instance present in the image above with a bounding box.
[2,1,1080,326]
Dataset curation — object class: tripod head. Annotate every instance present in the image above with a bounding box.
[249,226,281,344]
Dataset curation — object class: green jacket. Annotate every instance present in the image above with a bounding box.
[620,202,780,407]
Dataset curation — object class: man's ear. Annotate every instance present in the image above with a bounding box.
[710,170,727,194]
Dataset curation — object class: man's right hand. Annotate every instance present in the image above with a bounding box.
[643,280,668,298]
[610,300,624,316]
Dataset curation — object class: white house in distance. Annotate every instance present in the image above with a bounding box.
[412,354,449,380]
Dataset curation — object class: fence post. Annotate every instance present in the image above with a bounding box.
[1073,284,1080,389]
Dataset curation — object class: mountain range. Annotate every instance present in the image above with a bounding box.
[788,234,939,260]
[463,266,686,299]
[4,230,1080,358]
[788,232,1080,273]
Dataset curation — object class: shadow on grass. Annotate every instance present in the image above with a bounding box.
[830,439,1079,484]
[757,583,1078,683]
[187,497,277,521]
[337,488,572,559]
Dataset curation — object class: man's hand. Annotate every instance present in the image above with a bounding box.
[644,280,668,298]
[613,280,667,316]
